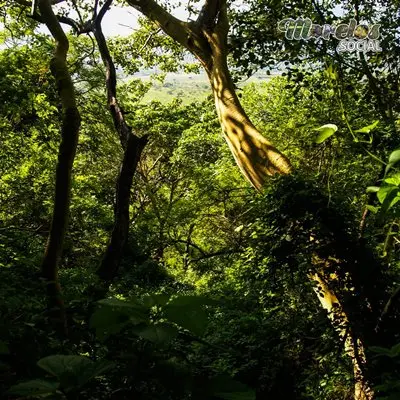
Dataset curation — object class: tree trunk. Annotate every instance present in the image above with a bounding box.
[97,133,147,281]
[310,269,373,400]
[204,38,292,190]
[93,3,148,281]
[127,0,292,190]
[38,0,81,334]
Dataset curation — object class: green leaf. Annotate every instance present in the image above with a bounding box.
[389,343,400,358]
[366,186,380,193]
[77,360,114,387]
[8,379,59,397]
[167,295,218,307]
[164,304,209,336]
[90,306,129,329]
[378,186,400,213]
[90,307,130,341]
[355,120,379,133]
[37,355,93,378]
[142,293,170,308]
[388,149,400,165]
[385,173,400,186]
[37,355,113,391]
[377,186,397,204]
[366,205,379,214]
[132,323,179,344]
[314,124,338,144]
[370,346,393,357]
[97,298,148,322]
[98,297,142,309]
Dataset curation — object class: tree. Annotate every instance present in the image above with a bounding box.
[91,0,148,281]
[37,0,81,334]
[127,0,292,190]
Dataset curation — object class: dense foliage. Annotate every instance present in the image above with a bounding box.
[1,1,400,399]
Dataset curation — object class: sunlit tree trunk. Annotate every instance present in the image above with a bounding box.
[310,267,373,400]
[202,21,292,190]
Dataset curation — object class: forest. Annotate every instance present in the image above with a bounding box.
[0,0,399,399]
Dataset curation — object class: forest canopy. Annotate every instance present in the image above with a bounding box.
[0,0,400,399]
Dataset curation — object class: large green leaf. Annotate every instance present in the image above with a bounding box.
[37,355,113,391]
[37,355,92,378]
[366,186,380,193]
[90,306,133,341]
[385,173,400,186]
[162,295,217,336]
[142,293,170,308]
[90,306,130,329]
[314,124,338,144]
[377,186,400,213]
[166,295,218,307]
[164,304,209,336]
[132,323,179,344]
[386,149,400,175]
[77,359,114,388]
[97,298,149,322]
[7,379,60,397]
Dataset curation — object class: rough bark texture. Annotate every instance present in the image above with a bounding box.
[93,0,148,281]
[38,0,81,334]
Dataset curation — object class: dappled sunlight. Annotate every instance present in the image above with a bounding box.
[208,62,292,189]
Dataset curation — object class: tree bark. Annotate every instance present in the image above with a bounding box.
[201,12,292,189]
[310,266,373,399]
[38,0,81,334]
[97,133,147,281]
[93,0,148,281]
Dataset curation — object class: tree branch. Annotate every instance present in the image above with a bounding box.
[196,0,221,28]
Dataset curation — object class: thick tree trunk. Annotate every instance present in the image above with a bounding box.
[205,42,292,190]
[38,0,81,334]
[97,133,147,281]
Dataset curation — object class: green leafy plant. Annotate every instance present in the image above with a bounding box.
[90,293,218,344]
[367,149,400,215]
[7,355,114,399]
